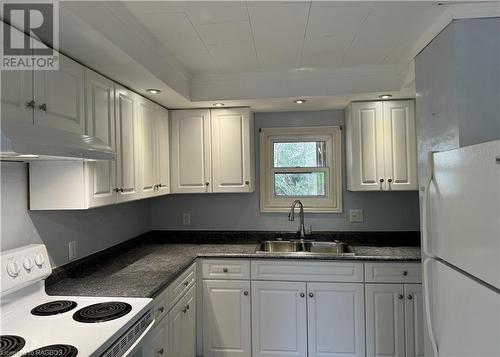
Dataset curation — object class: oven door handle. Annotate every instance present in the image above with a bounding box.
[122,318,155,357]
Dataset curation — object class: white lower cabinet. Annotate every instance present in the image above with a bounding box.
[251,281,307,357]
[365,284,423,357]
[168,285,196,357]
[203,280,251,357]
[307,283,365,357]
[141,322,166,357]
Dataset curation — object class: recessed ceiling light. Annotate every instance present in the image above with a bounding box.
[379,94,392,99]
[18,154,39,158]
[213,103,224,107]
[146,88,161,94]
[294,99,306,104]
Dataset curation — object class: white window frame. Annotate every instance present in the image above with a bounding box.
[260,126,342,213]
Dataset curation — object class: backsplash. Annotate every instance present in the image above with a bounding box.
[1,162,151,267]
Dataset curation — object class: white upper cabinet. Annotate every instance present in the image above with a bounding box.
[211,108,254,193]
[346,100,417,191]
[1,70,33,124]
[307,283,365,357]
[382,100,418,191]
[115,86,140,203]
[170,109,212,193]
[33,53,85,134]
[155,105,170,195]
[84,69,116,207]
[170,108,254,194]
[137,98,158,198]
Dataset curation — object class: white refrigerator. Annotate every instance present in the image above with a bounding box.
[422,140,500,357]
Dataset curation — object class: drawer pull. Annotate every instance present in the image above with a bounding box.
[183,281,189,286]
[222,267,228,273]
[157,306,164,313]
[403,271,408,276]
[157,348,164,355]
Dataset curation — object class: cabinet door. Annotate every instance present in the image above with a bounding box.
[211,108,253,192]
[141,321,166,357]
[0,26,33,124]
[307,283,365,357]
[137,98,158,198]
[251,281,307,357]
[382,100,418,190]
[365,284,405,357]
[169,286,196,357]
[84,69,116,207]
[155,105,170,195]
[34,53,85,134]
[170,109,212,193]
[203,280,251,357]
[404,284,424,357]
[346,102,385,191]
[115,86,140,202]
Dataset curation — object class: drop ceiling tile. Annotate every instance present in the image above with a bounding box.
[306,2,372,37]
[195,21,253,46]
[162,36,217,72]
[183,1,248,24]
[301,52,345,68]
[207,42,258,71]
[302,34,354,55]
[247,2,310,36]
[123,1,185,14]
[133,12,198,43]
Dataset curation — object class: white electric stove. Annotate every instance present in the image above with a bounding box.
[0,244,153,357]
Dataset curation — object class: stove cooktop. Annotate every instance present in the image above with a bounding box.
[73,302,132,323]
[0,335,26,356]
[31,301,78,316]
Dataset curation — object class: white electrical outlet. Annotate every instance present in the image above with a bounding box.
[349,209,364,223]
[68,241,77,260]
[183,213,191,226]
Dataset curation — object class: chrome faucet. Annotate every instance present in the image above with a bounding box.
[288,200,306,239]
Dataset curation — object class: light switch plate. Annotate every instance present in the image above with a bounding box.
[349,209,364,223]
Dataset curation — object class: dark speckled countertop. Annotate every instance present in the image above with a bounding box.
[46,237,421,299]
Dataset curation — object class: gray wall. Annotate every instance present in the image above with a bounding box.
[415,18,500,185]
[151,110,420,232]
[1,162,151,267]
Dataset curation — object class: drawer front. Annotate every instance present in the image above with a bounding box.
[151,293,168,326]
[166,262,197,312]
[251,260,364,282]
[365,262,422,283]
[202,259,251,280]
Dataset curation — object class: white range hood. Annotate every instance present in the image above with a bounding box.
[1,119,116,161]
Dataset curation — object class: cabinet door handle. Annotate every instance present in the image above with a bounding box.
[26,100,35,108]
[308,292,314,298]
[398,294,404,300]
[38,103,47,111]
[243,290,249,296]
[407,294,413,300]
[222,267,228,273]
[300,292,305,298]
[183,281,189,286]
[387,178,393,190]
[157,348,164,355]
[402,270,408,276]
[157,306,164,313]
[245,181,250,185]
[379,178,384,190]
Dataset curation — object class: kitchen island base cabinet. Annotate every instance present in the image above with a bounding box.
[202,280,251,357]
[251,281,307,357]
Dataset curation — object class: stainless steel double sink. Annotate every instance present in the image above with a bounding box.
[256,240,355,256]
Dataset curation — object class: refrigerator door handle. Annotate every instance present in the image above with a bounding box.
[423,258,439,357]
[422,151,437,258]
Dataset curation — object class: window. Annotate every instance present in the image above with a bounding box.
[260,126,342,213]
